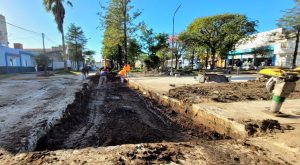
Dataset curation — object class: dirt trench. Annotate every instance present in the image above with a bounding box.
[0,76,281,164]
[35,79,223,151]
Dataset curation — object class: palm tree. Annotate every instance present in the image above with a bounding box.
[43,0,72,70]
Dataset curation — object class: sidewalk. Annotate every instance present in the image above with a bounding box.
[128,75,258,94]
[127,76,300,164]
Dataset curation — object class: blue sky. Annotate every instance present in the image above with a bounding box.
[0,0,296,61]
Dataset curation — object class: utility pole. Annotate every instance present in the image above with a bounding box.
[42,33,46,54]
[171,4,182,75]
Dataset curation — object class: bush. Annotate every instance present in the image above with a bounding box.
[144,55,160,70]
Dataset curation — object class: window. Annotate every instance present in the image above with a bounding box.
[9,58,14,66]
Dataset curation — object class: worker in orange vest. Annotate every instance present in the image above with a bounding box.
[123,64,131,77]
[118,69,127,83]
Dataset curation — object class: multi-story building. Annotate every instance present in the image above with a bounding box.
[0,14,9,47]
[228,28,300,68]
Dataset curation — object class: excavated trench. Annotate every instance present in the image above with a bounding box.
[35,76,225,151]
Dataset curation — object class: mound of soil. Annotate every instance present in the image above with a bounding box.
[168,81,300,104]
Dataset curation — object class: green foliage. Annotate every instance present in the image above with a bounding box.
[140,23,155,55]
[43,0,72,70]
[83,50,96,64]
[35,54,51,70]
[99,0,141,66]
[128,39,142,66]
[144,55,160,70]
[66,23,87,70]
[151,33,169,54]
[184,13,257,69]
[83,50,96,56]
[278,0,300,30]
[43,0,72,33]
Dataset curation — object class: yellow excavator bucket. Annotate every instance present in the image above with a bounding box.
[259,68,285,77]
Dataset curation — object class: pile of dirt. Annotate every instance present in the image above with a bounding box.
[168,81,300,104]
[117,144,185,164]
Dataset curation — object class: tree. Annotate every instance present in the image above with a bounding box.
[278,0,300,68]
[140,24,155,55]
[184,14,257,69]
[43,0,72,70]
[144,54,160,70]
[156,47,171,71]
[179,32,198,69]
[99,0,141,68]
[128,38,142,67]
[170,36,186,69]
[83,50,96,64]
[35,54,51,75]
[66,23,87,71]
[152,33,169,54]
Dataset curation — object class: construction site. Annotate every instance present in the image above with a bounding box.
[0,71,298,164]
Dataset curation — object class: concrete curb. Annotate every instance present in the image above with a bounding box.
[127,79,247,139]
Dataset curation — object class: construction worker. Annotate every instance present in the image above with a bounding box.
[98,67,108,87]
[81,66,87,80]
[123,64,131,77]
[118,69,127,83]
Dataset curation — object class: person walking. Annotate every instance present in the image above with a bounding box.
[98,67,108,87]
[236,60,242,75]
[123,64,131,77]
[81,66,87,80]
[118,69,127,83]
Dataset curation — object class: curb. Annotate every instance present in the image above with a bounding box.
[127,79,247,139]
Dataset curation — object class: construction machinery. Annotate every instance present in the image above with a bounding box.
[259,67,299,114]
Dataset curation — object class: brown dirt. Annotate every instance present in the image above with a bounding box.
[35,80,224,152]
[168,81,300,104]
[0,76,287,164]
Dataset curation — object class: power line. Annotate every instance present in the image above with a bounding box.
[0,19,60,47]
[44,35,59,46]
[0,19,41,35]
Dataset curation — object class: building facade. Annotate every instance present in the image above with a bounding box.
[228,28,300,69]
[0,14,8,47]
[25,46,73,70]
[0,45,36,74]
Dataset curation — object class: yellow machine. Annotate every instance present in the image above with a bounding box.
[259,67,300,78]
[260,67,299,115]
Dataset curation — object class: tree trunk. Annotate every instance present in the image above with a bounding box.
[211,49,216,70]
[61,28,67,71]
[123,0,128,65]
[292,29,300,68]
[205,55,208,70]
[191,49,195,70]
[175,54,178,70]
[224,54,228,69]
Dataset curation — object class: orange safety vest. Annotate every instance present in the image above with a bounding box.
[119,69,127,78]
[123,64,131,72]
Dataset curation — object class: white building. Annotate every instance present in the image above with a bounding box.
[228,28,300,68]
[0,14,9,47]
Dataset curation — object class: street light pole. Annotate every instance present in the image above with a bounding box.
[171,4,182,75]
